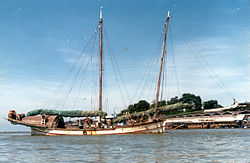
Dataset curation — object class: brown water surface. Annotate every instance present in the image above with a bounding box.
[0,129,249,162]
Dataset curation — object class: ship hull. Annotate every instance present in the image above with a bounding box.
[31,121,165,136]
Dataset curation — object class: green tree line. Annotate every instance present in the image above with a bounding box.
[118,93,223,116]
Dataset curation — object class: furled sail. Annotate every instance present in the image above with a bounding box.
[26,109,107,117]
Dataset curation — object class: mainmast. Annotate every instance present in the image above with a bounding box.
[154,11,170,118]
[99,7,103,111]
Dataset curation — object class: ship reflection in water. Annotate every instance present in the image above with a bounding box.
[0,129,249,162]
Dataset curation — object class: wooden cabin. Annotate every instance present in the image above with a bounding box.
[10,115,65,128]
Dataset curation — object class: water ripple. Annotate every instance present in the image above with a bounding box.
[0,129,249,162]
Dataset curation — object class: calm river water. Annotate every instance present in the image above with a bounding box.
[0,129,249,162]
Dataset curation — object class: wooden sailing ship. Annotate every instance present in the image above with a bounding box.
[7,8,171,135]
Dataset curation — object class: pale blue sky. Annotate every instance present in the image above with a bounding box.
[0,0,249,131]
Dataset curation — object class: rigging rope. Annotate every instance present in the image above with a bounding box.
[160,52,166,101]
[91,29,99,110]
[169,24,181,98]
[174,22,234,99]
[45,28,98,109]
[103,27,131,108]
[135,29,164,102]
[59,50,91,109]
[73,30,98,109]
[102,38,109,113]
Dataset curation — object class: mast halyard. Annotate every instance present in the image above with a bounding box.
[99,7,103,111]
[154,11,170,118]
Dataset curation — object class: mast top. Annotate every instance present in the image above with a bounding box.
[167,11,170,18]
[100,6,103,20]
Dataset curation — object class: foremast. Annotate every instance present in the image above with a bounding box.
[99,7,103,112]
[154,11,170,118]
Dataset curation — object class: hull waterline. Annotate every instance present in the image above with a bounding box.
[31,121,166,136]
